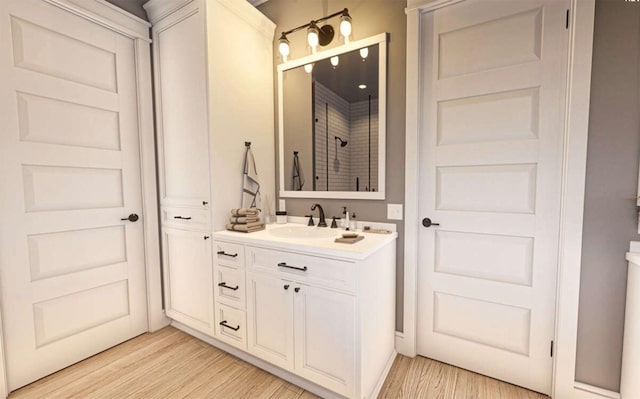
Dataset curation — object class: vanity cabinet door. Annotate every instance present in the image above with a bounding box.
[161,227,214,335]
[294,284,356,397]
[246,272,294,370]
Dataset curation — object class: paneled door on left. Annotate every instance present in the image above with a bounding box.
[0,0,148,391]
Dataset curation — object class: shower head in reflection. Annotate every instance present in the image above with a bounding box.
[334,136,348,147]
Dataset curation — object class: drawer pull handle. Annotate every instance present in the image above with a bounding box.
[277,262,308,272]
[218,282,239,291]
[173,216,192,220]
[217,251,238,258]
[219,320,240,331]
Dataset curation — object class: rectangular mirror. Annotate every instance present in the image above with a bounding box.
[278,33,387,200]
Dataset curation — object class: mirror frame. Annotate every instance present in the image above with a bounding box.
[277,33,388,200]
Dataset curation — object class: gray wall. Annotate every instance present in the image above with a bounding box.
[105,0,149,21]
[576,0,640,392]
[258,0,407,330]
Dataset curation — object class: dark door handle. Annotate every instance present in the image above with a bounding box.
[422,217,439,228]
[277,262,308,272]
[121,213,139,222]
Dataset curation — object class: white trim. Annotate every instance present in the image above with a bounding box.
[44,0,151,41]
[406,0,464,13]
[143,0,194,24]
[552,1,596,398]
[402,1,597,397]
[574,382,622,399]
[134,38,170,332]
[398,7,420,358]
[277,33,388,201]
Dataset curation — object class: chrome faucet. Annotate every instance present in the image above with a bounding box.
[310,203,327,227]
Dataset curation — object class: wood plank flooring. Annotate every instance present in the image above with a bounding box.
[9,326,549,399]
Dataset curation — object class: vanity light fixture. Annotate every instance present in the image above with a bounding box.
[304,63,314,73]
[330,56,339,67]
[358,84,367,89]
[277,8,352,62]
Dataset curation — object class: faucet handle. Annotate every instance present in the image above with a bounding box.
[305,215,315,226]
[331,216,338,228]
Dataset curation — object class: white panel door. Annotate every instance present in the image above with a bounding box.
[416,0,569,394]
[0,0,148,390]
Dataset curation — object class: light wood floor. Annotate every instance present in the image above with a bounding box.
[10,326,549,399]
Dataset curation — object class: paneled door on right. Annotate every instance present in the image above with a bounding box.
[416,0,569,394]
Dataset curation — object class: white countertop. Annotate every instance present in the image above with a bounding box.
[214,223,398,261]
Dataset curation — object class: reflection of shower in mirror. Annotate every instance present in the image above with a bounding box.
[334,136,348,147]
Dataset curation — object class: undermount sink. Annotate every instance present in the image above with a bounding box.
[269,226,339,239]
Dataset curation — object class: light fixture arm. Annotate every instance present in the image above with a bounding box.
[280,8,348,37]
[278,8,351,61]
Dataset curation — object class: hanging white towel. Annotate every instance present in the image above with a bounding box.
[292,151,305,191]
[242,145,261,210]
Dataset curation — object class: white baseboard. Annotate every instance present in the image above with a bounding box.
[395,330,416,357]
[574,382,621,399]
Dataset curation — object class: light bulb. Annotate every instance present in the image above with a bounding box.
[340,10,352,39]
[359,47,368,60]
[307,23,319,51]
[278,34,290,61]
[304,63,313,73]
[358,84,367,89]
[330,56,339,67]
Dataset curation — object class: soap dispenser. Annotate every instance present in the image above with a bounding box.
[350,212,357,231]
[341,206,349,229]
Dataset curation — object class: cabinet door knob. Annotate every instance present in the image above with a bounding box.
[284,284,290,290]
[204,235,210,240]
[294,287,301,293]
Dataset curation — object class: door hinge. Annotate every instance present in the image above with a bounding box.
[566,9,570,29]
[550,340,554,357]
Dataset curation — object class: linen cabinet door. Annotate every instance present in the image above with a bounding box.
[152,1,211,208]
[161,227,214,335]
[294,284,357,397]
[246,272,294,370]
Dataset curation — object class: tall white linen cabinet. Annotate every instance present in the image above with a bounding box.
[143,0,276,336]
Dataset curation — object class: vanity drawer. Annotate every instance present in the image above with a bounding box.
[161,207,210,230]
[214,241,245,268]
[246,246,356,291]
[214,264,246,309]
[214,303,246,350]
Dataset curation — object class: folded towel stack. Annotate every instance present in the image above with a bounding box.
[226,207,265,233]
